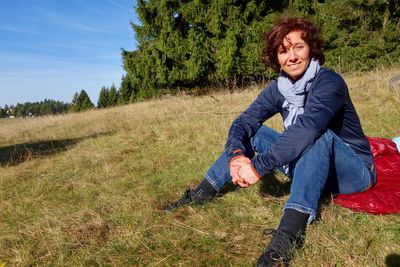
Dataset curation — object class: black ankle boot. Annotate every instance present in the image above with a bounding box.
[257,209,309,266]
[256,228,297,267]
[163,179,218,211]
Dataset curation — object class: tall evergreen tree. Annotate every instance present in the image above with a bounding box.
[72,90,94,112]
[108,84,119,107]
[70,92,79,112]
[118,75,135,104]
[97,86,110,108]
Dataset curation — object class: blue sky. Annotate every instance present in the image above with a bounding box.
[0,0,139,107]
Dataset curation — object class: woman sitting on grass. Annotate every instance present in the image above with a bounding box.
[164,17,376,266]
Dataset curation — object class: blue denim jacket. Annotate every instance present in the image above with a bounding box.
[224,68,374,177]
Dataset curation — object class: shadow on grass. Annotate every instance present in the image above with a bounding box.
[259,173,291,197]
[386,254,400,267]
[218,181,238,195]
[0,132,111,167]
[217,172,291,198]
[216,173,291,201]
[257,174,339,221]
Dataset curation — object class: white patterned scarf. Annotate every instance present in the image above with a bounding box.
[278,59,321,129]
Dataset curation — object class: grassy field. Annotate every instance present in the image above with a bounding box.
[1,67,400,266]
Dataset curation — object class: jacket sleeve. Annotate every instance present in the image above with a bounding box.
[251,71,347,176]
[224,83,279,161]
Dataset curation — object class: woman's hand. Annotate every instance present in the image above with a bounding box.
[230,156,250,187]
[230,156,260,187]
[238,163,260,186]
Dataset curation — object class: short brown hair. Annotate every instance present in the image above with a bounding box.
[262,17,325,72]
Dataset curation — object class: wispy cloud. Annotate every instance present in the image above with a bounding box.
[32,6,112,34]
[0,52,121,73]
[40,40,114,51]
[108,0,133,13]
[0,26,37,35]
[79,5,107,17]
[59,21,111,33]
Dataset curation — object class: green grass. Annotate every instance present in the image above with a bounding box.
[1,67,400,266]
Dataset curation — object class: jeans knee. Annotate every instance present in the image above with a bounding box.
[324,129,336,139]
[299,130,335,159]
[250,126,280,151]
[252,126,269,142]
[315,129,336,147]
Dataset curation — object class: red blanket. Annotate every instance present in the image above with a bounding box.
[334,137,400,214]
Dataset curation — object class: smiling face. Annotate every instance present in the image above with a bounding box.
[277,30,311,81]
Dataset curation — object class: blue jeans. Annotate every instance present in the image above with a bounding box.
[205,126,376,223]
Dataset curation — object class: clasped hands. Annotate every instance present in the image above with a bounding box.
[230,156,260,188]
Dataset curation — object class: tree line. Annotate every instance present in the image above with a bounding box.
[70,74,136,112]
[0,74,136,117]
[0,100,70,118]
[121,0,400,99]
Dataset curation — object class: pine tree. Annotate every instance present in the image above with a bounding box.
[108,84,119,107]
[70,92,79,112]
[97,86,110,108]
[118,75,135,104]
[72,90,94,112]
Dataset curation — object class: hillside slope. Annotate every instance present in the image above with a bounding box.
[1,68,399,266]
